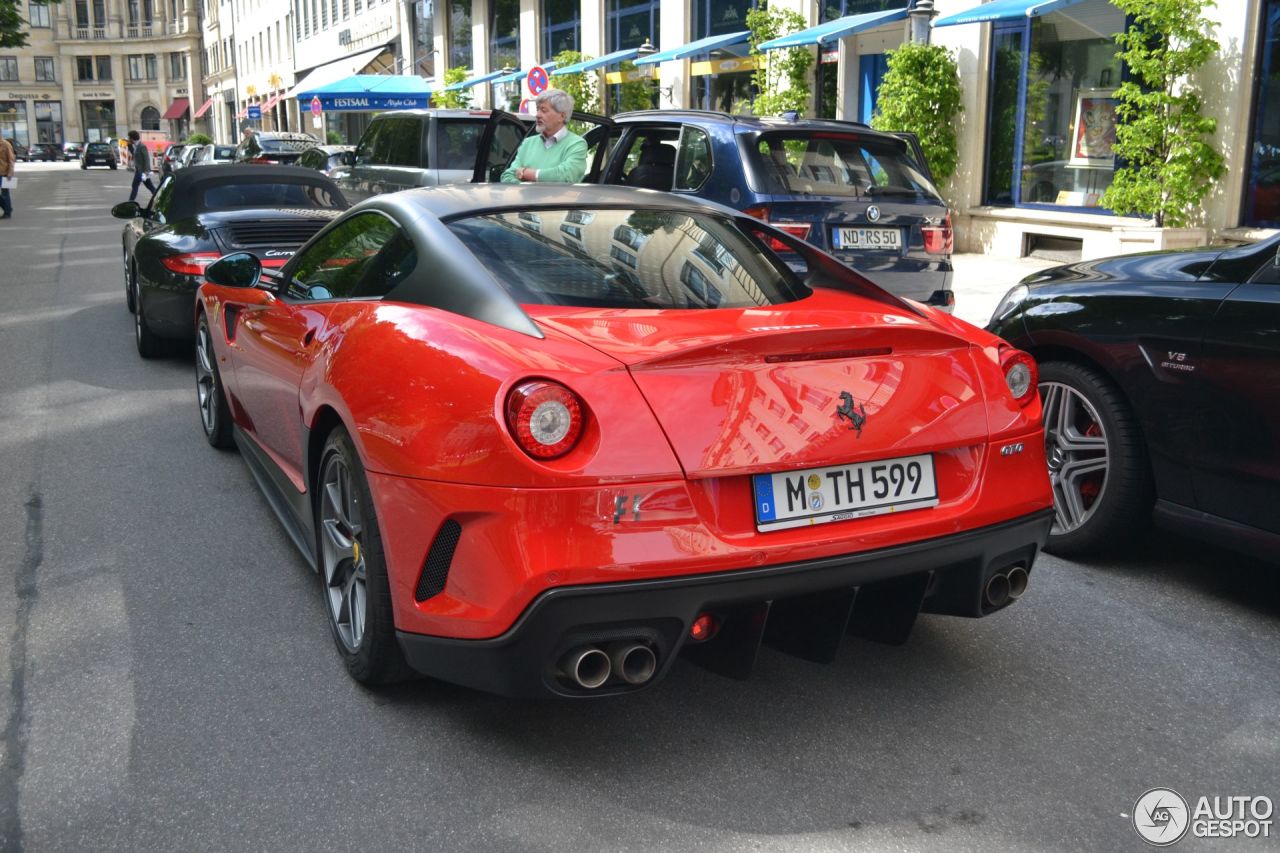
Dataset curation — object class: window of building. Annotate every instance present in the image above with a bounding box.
[692,0,753,41]
[412,0,434,76]
[542,0,579,58]
[320,0,328,30]
[128,54,158,80]
[35,101,63,144]
[984,0,1124,210]
[1246,0,1280,226]
[75,0,89,27]
[80,99,115,141]
[92,0,105,25]
[449,0,471,69]
[607,0,658,52]
[141,105,160,130]
[28,2,50,27]
[169,52,185,78]
[341,0,348,18]
[77,57,95,80]
[0,58,18,82]
[34,57,56,82]
[97,55,112,80]
[489,0,518,72]
[1,101,30,148]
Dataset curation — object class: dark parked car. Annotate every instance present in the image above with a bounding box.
[234,132,319,165]
[297,144,354,177]
[160,143,186,178]
[81,141,118,169]
[26,143,59,162]
[62,141,85,161]
[112,164,348,357]
[9,140,29,161]
[987,239,1280,562]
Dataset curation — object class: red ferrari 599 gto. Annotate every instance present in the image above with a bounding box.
[196,184,1053,697]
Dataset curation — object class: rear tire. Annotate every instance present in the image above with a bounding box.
[133,270,163,359]
[1039,361,1153,556]
[315,427,412,685]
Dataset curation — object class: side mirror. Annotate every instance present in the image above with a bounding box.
[205,252,263,289]
[341,150,355,166]
[111,201,142,219]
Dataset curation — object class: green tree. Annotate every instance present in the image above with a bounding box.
[1100,0,1224,227]
[2,0,57,47]
[183,132,213,145]
[326,130,344,145]
[551,50,599,114]
[871,43,963,184]
[747,4,813,117]
[615,60,657,113]
[433,67,474,109]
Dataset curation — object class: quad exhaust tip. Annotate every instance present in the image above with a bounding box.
[560,642,658,689]
[985,565,1030,609]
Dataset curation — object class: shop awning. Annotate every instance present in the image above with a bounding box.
[634,31,749,65]
[296,74,432,110]
[442,70,506,91]
[934,0,1090,27]
[260,93,282,112]
[161,97,189,120]
[192,97,215,118]
[552,47,641,75]
[757,8,908,50]
[287,46,388,99]
[491,62,558,85]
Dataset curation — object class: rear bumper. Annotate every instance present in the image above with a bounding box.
[396,507,1054,697]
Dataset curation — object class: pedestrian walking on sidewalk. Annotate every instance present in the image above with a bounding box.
[127,130,157,203]
[0,135,15,219]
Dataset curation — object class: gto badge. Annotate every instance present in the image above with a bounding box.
[1000,442,1025,457]
[836,391,867,438]
[866,205,881,222]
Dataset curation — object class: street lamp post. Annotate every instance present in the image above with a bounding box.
[909,0,935,45]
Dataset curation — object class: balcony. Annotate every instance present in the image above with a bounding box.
[58,18,190,41]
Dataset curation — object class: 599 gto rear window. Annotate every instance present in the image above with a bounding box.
[447,208,810,309]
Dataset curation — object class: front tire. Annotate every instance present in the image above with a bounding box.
[1039,361,1153,556]
[316,427,411,685]
[195,315,234,449]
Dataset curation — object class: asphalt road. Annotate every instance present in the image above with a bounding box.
[0,163,1277,853]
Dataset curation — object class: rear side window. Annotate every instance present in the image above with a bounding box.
[447,208,809,309]
[380,118,422,167]
[437,119,491,170]
[755,133,940,199]
[674,126,712,191]
[354,122,383,166]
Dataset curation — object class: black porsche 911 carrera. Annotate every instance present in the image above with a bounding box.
[113,164,348,357]
[987,237,1279,563]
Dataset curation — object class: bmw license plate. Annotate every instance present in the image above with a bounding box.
[833,227,901,250]
[752,454,938,532]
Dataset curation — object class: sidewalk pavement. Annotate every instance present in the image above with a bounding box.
[948,253,1061,329]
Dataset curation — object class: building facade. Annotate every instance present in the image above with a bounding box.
[2,0,203,147]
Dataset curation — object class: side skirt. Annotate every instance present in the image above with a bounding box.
[233,426,317,571]
[1152,500,1279,564]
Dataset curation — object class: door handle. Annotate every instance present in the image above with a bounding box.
[303,328,316,346]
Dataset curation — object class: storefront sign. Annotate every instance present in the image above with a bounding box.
[604,67,658,85]
[689,56,758,76]
[7,91,57,100]
[175,88,188,95]
[319,95,429,110]
[79,91,115,99]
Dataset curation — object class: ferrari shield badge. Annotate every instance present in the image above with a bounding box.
[836,391,867,437]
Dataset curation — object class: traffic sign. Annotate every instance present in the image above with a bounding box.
[247,105,262,120]
[527,65,549,95]
[310,96,322,115]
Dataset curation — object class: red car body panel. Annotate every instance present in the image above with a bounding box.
[199,282,1052,641]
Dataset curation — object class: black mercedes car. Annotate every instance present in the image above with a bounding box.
[113,164,348,358]
[987,238,1279,562]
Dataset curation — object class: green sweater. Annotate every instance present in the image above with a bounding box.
[500,130,588,184]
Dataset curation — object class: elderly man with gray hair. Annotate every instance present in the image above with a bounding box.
[500,88,588,184]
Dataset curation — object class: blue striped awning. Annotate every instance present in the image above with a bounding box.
[934,0,1090,27]
[491,62,558,85]
[758,8,908,50]
[443,70,507,91]
[552,48,641,75]
[633,31,749,66]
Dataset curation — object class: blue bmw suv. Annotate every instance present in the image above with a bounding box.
[583,111,954,309]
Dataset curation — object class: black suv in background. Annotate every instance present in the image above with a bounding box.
[81,141,118,169]
[235,132,320,165]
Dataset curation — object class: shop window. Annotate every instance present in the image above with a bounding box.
[449,0,471,69]
[607,0,657,52]
[1,101,29,148]
[983,0,1124,210]
[489,0,519,72]
[692,0,754,42]
[1246,0,1280,226]
[543,0,580,59]
[35,101,63,145]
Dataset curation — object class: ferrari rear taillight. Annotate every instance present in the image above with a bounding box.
[999,346,1039,407]
[742,205,809,251]
[922,213,954,255]
[505,380,585,459]
[160,252,221,276]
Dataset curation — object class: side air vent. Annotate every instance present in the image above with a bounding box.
[415,520,462,602]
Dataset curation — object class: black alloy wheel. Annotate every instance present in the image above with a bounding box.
[133,268,162,359]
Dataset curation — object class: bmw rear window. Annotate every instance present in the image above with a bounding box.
[447,208,809,309]
[754,133,940,200]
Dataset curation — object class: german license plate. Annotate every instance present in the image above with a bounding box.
[833,227,901,250]
[752,454,938,532]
